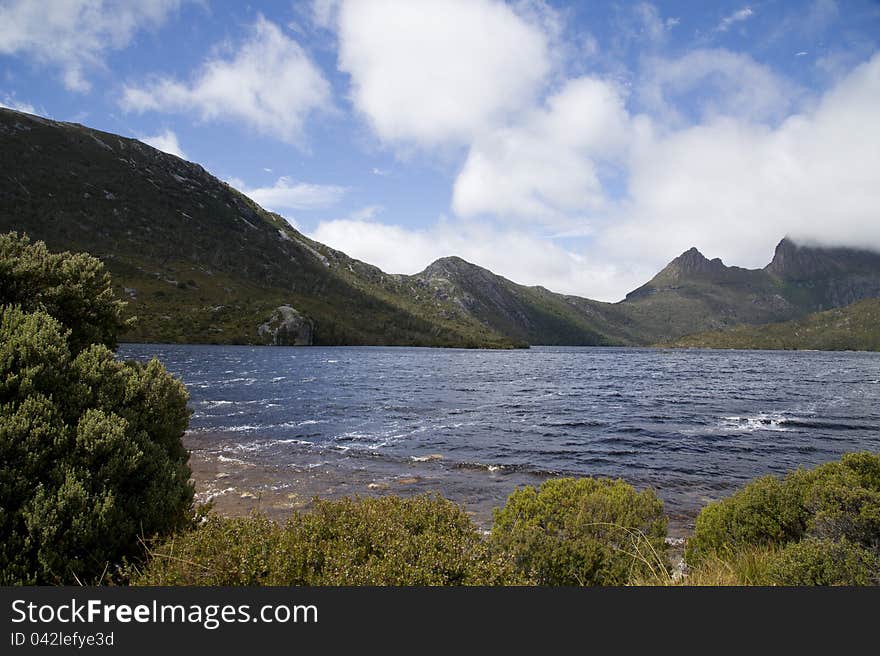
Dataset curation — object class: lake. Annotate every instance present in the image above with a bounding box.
[118,344,880,532]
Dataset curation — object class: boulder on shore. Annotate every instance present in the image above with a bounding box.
[258,305,313,346]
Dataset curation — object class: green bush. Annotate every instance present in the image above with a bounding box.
[0,233,129,354]
[137,495,520,586]
[489,477,668,586]
[767,538,880,586]
[1,236,192,584]
[686,452,880,585]
[685,476,808,565]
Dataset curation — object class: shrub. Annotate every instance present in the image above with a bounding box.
[685,452,880,585]
[685,476,808,565]
[0,232,129,354]
[1,235,192,584]
[137,495,520,586]
[134,514,284,586]
[767,539,880,586]
[489,477,668,586]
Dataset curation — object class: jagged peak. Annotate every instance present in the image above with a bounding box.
[661,246,727,277]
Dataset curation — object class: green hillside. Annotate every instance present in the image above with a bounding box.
[0,108,518,348]
[669,298,880,351]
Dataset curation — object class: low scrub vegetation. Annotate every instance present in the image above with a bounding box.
[680,452,880,586]
[489,477,669,585]
[136,496,521,586]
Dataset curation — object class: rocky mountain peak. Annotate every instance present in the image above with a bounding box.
[420,256,488,281]
[657,247,728,281]
[765,237,880,281]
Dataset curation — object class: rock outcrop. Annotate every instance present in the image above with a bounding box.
[765,237,880,310]
[258,305,313,346]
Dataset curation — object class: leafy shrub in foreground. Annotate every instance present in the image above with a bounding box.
[0,232,129,354]
[137,495,520,586]
[489,477,668,586]
[0,307,193,584]
[1,235,192,584]
[684,476,808,565]
[685,452,880,585]
[767,538,880,586]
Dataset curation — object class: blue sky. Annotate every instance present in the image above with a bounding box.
[1,0,879,300]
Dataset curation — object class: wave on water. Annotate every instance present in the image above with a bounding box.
[720,413,792,432]
[199,399,234,408]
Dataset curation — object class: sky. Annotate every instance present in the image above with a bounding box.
[1,0,879,301]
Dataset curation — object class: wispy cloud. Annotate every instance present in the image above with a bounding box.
[0,93,37,114]
[717,7,755,33]
[0,0,186,92]
[228,175,348,214]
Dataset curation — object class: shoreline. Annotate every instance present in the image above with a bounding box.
[185,432,698,538]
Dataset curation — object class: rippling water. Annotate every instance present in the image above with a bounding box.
[119,344,880,528]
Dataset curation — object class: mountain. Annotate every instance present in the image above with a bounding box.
[618,239,880,343]
[765,237,880,310]
[412,256,613,345]
[0,108,518,348]
[2,106,880,348]
[669,298,880,351]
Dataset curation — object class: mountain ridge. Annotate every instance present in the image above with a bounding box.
[2,107,879,349]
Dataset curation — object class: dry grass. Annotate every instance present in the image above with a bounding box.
[635,545,779,586]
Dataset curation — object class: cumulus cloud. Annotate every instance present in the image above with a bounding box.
[452,76,630,223]
[350,46,880,300]
[230,176,348,214]
[0,0,184,92]
[120,16,331,145]
[310,217,644,300]
[333,0,551,146]
[602,52,880,272]
[140,129,187,159]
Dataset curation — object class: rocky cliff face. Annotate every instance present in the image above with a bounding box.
[258,305,313,346]
[765,237,880,310]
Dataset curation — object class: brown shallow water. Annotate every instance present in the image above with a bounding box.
[186,431,698,537]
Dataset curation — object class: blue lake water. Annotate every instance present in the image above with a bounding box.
[119,344,880,529]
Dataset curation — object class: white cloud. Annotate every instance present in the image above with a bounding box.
[717,7,754,33]
[452,76,630,223]
[446,50,880,299]
[231,176,348,213]
[633,3,674,43]
[333,0,551,146]
[0,93,36,114]
[639,49,800,125]
[310,218,642,300]
[120,16,331,145]
[140,129,187,159]
[348,205,383,221]
[0,0,185,92]
[602,53,880,273]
